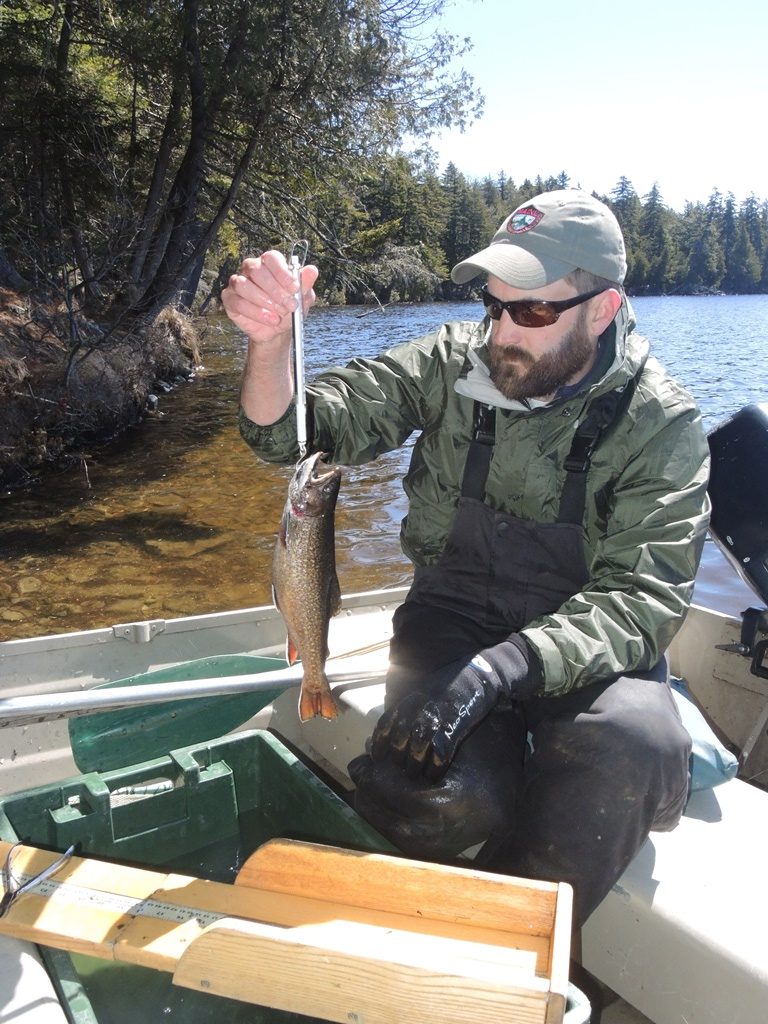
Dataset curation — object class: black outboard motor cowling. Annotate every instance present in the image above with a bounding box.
[708,403,768,606]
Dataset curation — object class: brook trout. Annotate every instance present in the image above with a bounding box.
[272,452,342,721]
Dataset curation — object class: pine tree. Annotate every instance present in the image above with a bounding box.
[723,221,762,293]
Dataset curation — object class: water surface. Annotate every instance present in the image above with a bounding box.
[1,295,766,641]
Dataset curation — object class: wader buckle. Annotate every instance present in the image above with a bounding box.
[472,403,496,445]
[563,430,601,473]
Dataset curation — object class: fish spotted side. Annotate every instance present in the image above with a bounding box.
[272,451,342,721]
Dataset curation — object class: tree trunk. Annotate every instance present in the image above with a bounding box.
[176,233,207,311]
[127,0,209,314]
[125,80,183,302]
[54,0,100,305]
[0,250,29,290]
[127,0,256,318]
[134,130,261,319]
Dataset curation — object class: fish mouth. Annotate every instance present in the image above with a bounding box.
[295,451,341,490]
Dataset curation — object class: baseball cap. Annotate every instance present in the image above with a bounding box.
[451,189,626,288]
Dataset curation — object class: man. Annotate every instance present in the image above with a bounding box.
[222,190,710,927]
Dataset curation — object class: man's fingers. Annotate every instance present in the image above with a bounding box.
[389,694,427,765]
[371,692,427,764]
[404,703,441,778]
[221,279,283,331]
[226,264,292,315]
[370,692,466,781]
[423,728,457,783]
[285,262,319,316]
[221,265,314,343]
[371,704,399,760]
[223,252,318,330]
[240,253,319,309]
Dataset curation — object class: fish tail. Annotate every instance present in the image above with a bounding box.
[298,679,339,722]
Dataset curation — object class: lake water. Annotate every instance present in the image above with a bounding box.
[1,294,766,642]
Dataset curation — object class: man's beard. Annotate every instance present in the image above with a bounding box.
[488,315,594,401]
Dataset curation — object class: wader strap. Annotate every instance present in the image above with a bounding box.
[461,402,496,499]
[558,379,638,525]
[461,367,641,518]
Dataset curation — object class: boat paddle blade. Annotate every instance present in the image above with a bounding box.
[68,654,288,774]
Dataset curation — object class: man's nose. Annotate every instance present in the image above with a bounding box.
[493,312,526,344]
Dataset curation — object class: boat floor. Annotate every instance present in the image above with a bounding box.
[602,997,650,1023]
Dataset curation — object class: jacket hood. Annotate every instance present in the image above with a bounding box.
[454,293,647,412]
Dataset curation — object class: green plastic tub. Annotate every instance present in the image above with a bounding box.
[0,728,390,1024]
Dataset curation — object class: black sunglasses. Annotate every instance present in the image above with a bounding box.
[481,285,606,328]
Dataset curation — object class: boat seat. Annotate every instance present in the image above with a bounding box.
[582,776,768,1024]
[0,936,69,1023]
[275,680,768,1024]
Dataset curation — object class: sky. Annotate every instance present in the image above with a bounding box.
[421,0,767,211]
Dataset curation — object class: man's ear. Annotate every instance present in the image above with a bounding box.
[591,287,623,333]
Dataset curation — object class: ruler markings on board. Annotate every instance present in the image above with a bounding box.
[12,871,228,929]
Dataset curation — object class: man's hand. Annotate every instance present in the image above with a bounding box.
[372,638,535,782]
[221,250,318,345]
[221,251,319,426]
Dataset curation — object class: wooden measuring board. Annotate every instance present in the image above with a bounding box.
[0,838,572,1024]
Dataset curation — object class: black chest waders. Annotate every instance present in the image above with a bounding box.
[389,382,638,678]
[361,373,692,927]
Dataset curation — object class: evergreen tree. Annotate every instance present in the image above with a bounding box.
[706,189,724,227]
[740,194,766,261]
[440,165,493,295]
[723,220,762,293]
[481,176,501,210]
[682,203,725,292]
[610,178,643,288]
[637,185,671,291]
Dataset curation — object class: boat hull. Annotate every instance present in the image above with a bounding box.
[2,586,766,793]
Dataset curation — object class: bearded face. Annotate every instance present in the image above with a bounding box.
[487,307,594,401]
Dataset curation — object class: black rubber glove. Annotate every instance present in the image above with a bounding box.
[348,700,524,859]
[371,636,538,782]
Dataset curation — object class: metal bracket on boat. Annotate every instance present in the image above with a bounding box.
[749,640,768,680]
[0,842,74,919]
[716,606,768,679]
[111,619,167,644]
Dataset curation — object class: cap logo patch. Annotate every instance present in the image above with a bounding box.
[508,206,543,233]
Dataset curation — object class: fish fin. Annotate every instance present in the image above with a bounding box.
[299,683,340,722]
[286,635,300,666]
[328,572,342,618]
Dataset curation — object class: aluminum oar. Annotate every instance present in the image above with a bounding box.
[0,657,385,727]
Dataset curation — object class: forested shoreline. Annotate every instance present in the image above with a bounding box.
[0,2,765,485]
[1,2,765,321]
[301,164,768,303]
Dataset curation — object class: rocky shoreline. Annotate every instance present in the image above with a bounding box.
[0,289,201,489]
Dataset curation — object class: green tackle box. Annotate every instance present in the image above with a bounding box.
[0,728,390,1024]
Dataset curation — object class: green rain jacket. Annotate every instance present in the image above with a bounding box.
[240,300,711,696]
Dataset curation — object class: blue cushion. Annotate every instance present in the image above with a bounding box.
[671,678,739,790]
